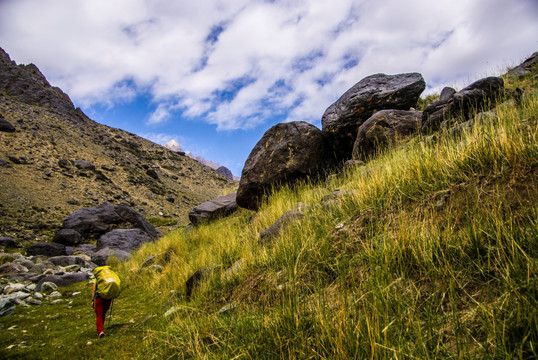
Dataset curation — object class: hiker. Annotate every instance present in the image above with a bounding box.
[91,266,121,338]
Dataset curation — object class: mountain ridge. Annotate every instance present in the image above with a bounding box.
[0,47,235,246]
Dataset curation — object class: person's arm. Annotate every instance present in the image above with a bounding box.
[91,282,96,308]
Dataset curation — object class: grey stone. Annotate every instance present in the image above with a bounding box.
[91,247,131,266]
[40,282,59,293]
[26,298,42,305]
[0,262,28,275]
[0,299,15,316]
[260,210,304,245]
[189,193,238,225]
[35,273,90,291]
[48,291,62,299]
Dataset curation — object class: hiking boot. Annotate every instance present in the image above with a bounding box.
[98,332,105,338]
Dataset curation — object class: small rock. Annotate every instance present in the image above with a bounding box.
[33,292,43,300]
[50,299,63,305]
[164,306,179,318]
[141,255,155,268]
[40,282,59,293]
[48,291,62,299]
[26,298,42,306]
[0,299,16,316]
[4,283,27,294]
[72,292,82,297]
[0,237,17,248]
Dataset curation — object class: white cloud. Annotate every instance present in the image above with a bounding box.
[1,0,537,131]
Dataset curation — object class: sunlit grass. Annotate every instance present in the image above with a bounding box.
[2,70,536,359]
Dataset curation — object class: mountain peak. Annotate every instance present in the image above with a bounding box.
[163,139,184,153]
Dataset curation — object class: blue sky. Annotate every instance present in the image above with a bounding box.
[1,0,537,177]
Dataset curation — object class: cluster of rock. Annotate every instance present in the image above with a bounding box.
[0,201,162,316]
[0,251,92,316]
[50,201,161,265]
[183,54,538,223]
[233,62,525,210]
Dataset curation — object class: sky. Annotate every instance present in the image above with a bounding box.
[0,0,537,177]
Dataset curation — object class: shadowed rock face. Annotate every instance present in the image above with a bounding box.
[352,109,422,161]
[61,202,161,240]
[322,73,425,161]
[237,121,336,211]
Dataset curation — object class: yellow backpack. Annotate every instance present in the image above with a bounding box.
[93,266,121,300]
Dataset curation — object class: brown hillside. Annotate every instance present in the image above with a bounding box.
[0,48,235,246]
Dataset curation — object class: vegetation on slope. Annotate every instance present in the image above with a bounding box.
[1,66,536,359]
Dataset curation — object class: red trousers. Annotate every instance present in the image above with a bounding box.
[94,297,112,334]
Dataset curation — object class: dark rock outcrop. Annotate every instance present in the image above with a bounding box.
[0,47,76,117]
[53,229,83,246]
[26,242,66,257]
[237,121,336,210]
[0,115,16,132]
[352,110,422,161]
[61,202,161,240]
[0,237,17,248]
[422,77,504,133]
[322,73,425,161]
[189,193,238,225]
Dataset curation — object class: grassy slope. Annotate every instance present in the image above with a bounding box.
[1,69,536,359]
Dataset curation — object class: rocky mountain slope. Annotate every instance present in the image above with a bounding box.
[0,47,235,247]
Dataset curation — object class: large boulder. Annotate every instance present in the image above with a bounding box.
[322,73,425,161]
[96,228,153,252]
[352,110,422,161]
[53,229,83,246]
[189,193,238,225]
[61,202,161,240]
[422,77,504,133]
[237,121,335,210]
[26,242,66,257]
